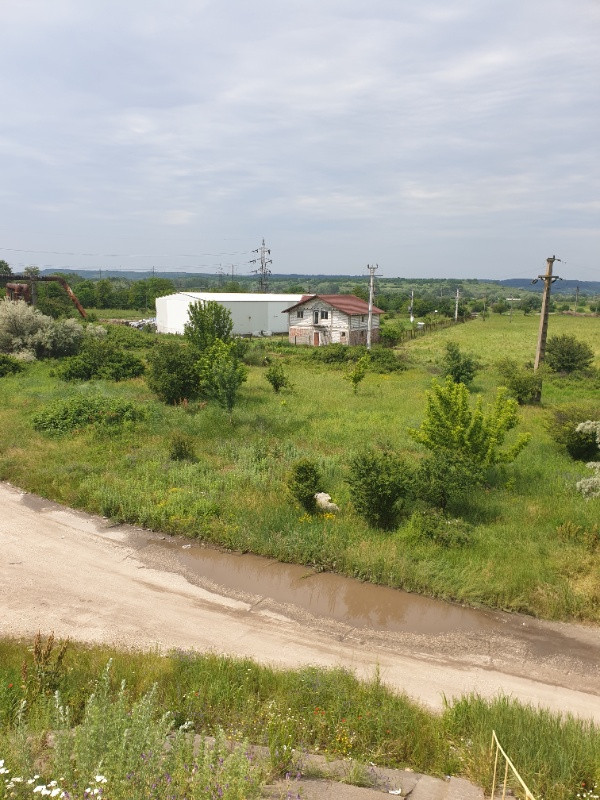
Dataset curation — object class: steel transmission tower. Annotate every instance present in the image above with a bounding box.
[250,239,272,293]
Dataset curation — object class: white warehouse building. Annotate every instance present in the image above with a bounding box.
[155,292,305,336]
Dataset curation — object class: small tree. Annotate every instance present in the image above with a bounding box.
[416,451,483,513]
[146,338,200,404]
[344,355,369,394]
[0,259,11,275]
[184,300,233,353]
[545,334,594,373]
[58,338,144,381]
[197,339,247,413]
[265,361,291,393]
[547,403,600,460]
[287,458,323,513]
[347,448,412,529]
[409,378,530,468]
[440,341,480,385]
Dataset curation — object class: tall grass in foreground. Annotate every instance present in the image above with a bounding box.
[0,638,598,799]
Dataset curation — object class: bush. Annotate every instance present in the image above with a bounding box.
[29,317,87,358]
[367,347,407,373]
[265,361,292,393]
[0,353,23,377]
[197,339,247,412]
[169,432,197,461]
[440,341,480,385]
[184,300,233,352]
[146,338,200,404]
[347,448,413,529]
[409,509,473,547]
[32,394,146,434]
[497,358,542,404]
[0,298,52,355]
[58,338,145,381]
[545,334,594,373]
[310,343,349,363]
[287,458,323,513]
[547,403,600,460]
[415,451,483,513]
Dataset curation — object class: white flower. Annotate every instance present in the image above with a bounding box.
[50,789,61,797]
[94,775,107,783]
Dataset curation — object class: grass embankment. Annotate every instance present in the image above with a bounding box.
[0,638,598,799]
[0,315,599,621]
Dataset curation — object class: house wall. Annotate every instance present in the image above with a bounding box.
[288,298,380,345]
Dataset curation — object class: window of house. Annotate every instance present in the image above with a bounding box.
[361,315,366,322]
[297,310,304,318]
[320,310,329,320]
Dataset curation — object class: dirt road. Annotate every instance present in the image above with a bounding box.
[2,481,599,722]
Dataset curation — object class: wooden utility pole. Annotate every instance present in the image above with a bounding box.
[533,255,562,371]
[366,263,378,350]
[454,288,460,322]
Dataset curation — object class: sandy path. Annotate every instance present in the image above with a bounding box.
[1,481,599,722]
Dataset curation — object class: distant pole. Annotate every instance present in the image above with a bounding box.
[533,255,562,371]
[482,295,487,321]
[575,284,580,310]
[366,263,378,350]
[454,288,460,322]
[409,289,414,324]
[250,238,272,293]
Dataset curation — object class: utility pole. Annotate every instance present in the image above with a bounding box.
[575,284,580,310]
[250,238,272,293]
[366,263,378,350]
[482,295,487,321]
[507,297,520,323]
[409,289,414,324]
[454,288,460,322]
[532,255,562,371]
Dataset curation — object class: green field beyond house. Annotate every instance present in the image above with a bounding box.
[0,313,599,621]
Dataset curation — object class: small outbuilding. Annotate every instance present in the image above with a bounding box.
[284,294,384,346]
[155,292,305,336]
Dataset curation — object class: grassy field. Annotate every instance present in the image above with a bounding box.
[0,314,599,621]
[0,636,598,799]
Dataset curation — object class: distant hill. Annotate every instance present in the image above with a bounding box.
[498,279,600,295]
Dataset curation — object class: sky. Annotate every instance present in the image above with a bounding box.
[1,1,599,281]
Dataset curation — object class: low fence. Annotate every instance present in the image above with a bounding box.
[385,314,474,345]
[490,730,537,800]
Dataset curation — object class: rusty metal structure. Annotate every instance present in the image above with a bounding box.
[0,274,87,318]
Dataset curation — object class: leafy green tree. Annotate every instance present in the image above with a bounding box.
[344,355,369,394]
[197,339,247,412]
[410,378,530,468]
[497,358,542,405]
[146,338,200,404]
[440,341,480,385]
[265,361,291,393]
[184,300,233,353]
[347,448,413,529]
[128,278,175,311]
[350,284,369,302]
[58,337,144,382]
[24,265,40,277]
[545,334,594,373]
[0,259,12,275]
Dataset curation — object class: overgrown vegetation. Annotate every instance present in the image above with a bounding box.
[0,637,597,800]
[32,394,146,434]
[0,313,599,621]
[545,334,595,374]
[57,337,145,382]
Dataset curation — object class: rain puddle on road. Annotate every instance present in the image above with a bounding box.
[161,541,501,637]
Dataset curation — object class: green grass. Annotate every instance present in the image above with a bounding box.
[0,314,599,621]
[0,637,597,799]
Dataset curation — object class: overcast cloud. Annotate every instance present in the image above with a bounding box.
[1,1,599,279]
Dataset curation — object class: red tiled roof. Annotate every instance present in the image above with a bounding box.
[283,294,383,315]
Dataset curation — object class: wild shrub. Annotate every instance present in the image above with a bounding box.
[57,337,145,381]
[105,322,154,350]
[346,448,413,529]
[197,339,247,412]
[287,458,323,512]
[545,334,594,373]
[367,347,407,373]
[265,361,292,393]
[0,298,51,355]
[32,394,146,434]
[169,432,197,462]
[415,451,483,513]
[310,343,349,363]
[29,317,88,358]
[410,378,530,468]
[547,403,600,460]
[146,338,200,404]
[497,357,542,404]
[242,340,270,366]
[409,509,473,547]
[0,353,23,377]
[344,355,368,394]
[440,341,480,385]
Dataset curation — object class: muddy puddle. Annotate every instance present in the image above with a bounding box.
[161,541,502,637]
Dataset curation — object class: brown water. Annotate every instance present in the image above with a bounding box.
[163,541,501,636]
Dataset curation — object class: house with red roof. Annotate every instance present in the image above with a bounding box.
[283,294,384,346]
